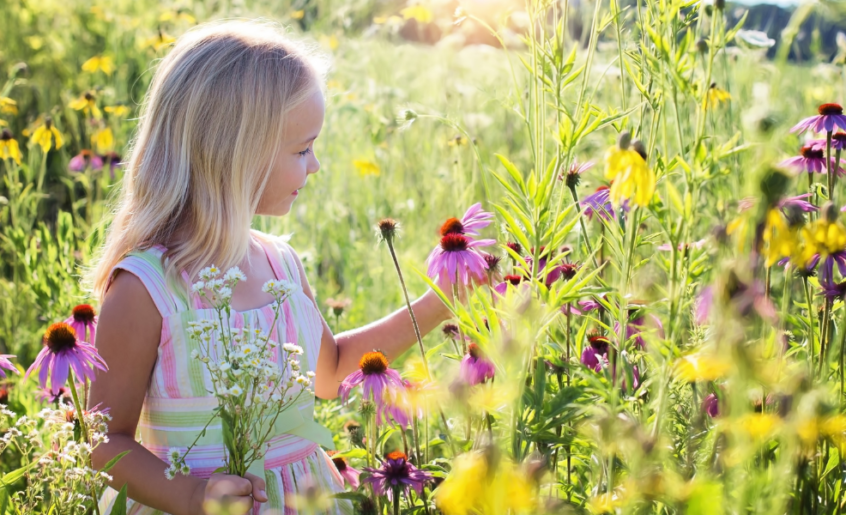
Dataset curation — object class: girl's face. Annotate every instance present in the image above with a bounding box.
[257,88,325,216]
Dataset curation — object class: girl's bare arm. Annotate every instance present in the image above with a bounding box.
[88,272,265,515]
[296,254,454,399]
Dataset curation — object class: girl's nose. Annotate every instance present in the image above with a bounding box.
[308,154,320,175]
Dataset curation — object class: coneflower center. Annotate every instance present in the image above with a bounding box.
[43,323,78,353]
[834,132,846,144]
[559,263,578,280]
[440,217,465,236]
[440,233,469,252]
[588,335,610,353]
[801,146,825,160]
[819,103,844,116]
[72,304,96,323]
[332,456,348,471]
[504,274,523,286]
[386,451,407,461]
[468,343,483,359]
[359,351,389,375]
[0,129,11,141]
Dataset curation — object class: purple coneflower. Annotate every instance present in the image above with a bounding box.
[791,103,846,134]
[0,355,17,378]
[702,393,720,418]
[38,386,73,404]
[426,233,495,286]
[494,274,526,295]
[68,150,103,172]
[505,242,522,256]
[580,185,627,220]
[459,343,495,386]
[618,312,664,350]
[543,262,579,287]
[329,453,362,489]
[363,451,432,500]
[64,304,98,345]
[580,334,610,372]
[451,203,494,236]
[779,194,818,213]
[338,351,404,408]
[25,322,108,390]
[810,132,846,152]
[560,160,595,188]
[779,145,846,174]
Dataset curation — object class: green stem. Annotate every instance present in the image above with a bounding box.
[804,277,817,378]
[386,238,430,378]
[68,372,101,515]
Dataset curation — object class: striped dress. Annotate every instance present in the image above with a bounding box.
[98,231,353,515]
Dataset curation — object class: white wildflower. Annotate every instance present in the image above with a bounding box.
[169,448,181,462]
[283,343,304,355]
[164,465,177,480]
[199,266,220,281]
[224,267,246,284]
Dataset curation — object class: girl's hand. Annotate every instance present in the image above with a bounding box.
[190,472,267,515]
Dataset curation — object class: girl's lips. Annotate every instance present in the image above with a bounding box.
[292,189,299,196]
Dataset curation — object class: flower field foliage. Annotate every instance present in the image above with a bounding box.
[2,0,846,513]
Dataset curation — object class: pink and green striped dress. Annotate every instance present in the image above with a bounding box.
[98,231,353,515]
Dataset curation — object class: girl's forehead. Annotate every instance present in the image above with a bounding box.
[285,89,324,141]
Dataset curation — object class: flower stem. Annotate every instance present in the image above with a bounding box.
[827,131,834,203]
[452,282,468,355]
[385,238,430,378]
[68,371,102,515]
[803,277,816,378]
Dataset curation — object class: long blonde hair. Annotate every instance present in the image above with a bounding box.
[90,20,326,303]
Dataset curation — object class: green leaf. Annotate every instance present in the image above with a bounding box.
[101,450,131,473]
[108,484,128,515]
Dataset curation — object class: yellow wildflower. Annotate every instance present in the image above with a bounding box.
[0,129,22,165]
[447,135,468,147]
[674,353,731,382]
[353,159,380,176]
[762,208,802,267]
[142,31,176,51]
[104,105,131,117]
[605,132,655,208]
[434,450,534,515]
[68,92,102,119]
[30,118,63,153]
[81,55,115,75]
[587,492,626,514]
[797,203,846,267]
[706,83,731,108]
[401,5,434,23]
[319,34,339,51]
[0,97,18,115]
[738,413,780,440]
[158,10,196,24]
[90,127,114,154]
[291,9,305,19]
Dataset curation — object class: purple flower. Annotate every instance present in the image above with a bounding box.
[810,132,846,152]
[617,312,664,350]
[695,275,777,325]
[438,203,494,237]
[494,274,526,295]
[657,239,707,252]
[426,233,495,286]
[581,186,614,220]
[64,304,98,346]
[791,103,846,134]
[363,451,432,500]
[702,393,720,418]
[25,323,108,390]
[330,454,362,489]
[37,386,73,404]
[779,145,846,174]
[459,343,496,385]
[580,335,610,372]
[68,150,103,172]
[560,160,595,187]
[779,194,818,213]
[0,355,17,378]
[338,351,404,408]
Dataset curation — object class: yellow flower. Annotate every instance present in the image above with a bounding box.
[90,127,114,154]
[30,118,63,153]
[605,133,654,208]
[447,135,468,147]
[706,83,731,108]
[319,34,339,50]
[738,413,780,440]
[158,10,196,24]
[798,214,846,267]
[142,31,176,51]
[674,353,731,382]
[401,5,434,23]
[291,9,305,19]
[104,105,131,117]
[434,450,534,515]
[81,55,115,75]
[353,159,380,176]
[587,492,626,514]
[68,92,102,119]
[762,208,802,267]
[0,97,18,115]
[0,129,22,165]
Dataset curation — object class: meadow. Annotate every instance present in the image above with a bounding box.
[2,0,846,513]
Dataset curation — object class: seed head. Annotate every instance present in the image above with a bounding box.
[442,324,460,339]
[358,351,389,375]
[483,253,502,273]
[617,131,632,151]
[800,146,824,160]
[0,129,11,141]
[440,233,470,252]
[43,323,77,353]
[71,304,96,323]
[506,242,522,256]
[439,217,464,236]
[819,103,843,116]
[376,218,399,242]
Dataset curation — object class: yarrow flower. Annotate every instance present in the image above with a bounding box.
[338,351,404,408]
[791,103,846,134]
[25,322,108,390]
[363,451,432,500]
[459,343,496,386]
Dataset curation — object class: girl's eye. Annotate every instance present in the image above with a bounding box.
[298,148,312,157]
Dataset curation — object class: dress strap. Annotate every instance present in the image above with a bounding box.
[106,246,192,318]
[253,232,301,287]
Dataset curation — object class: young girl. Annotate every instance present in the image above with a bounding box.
[88,20,459,515]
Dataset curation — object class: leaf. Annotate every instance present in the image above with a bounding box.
[108,484,128,515]
[220,410,236,460]
[101,450,131,473]
[495,154,527,196]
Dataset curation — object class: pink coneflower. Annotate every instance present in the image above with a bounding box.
[459,343,495,386]
[329,453,362,489]
[64,304,98,345]
[0,355,17,378]
[779,194,818,213]
[25,322,108,390]
[618,312,664,350]
[560,160,595,188]
[703,393,720,418]
[580,334,610,372]
[791,103,846,134]
[68,150,104,172]
[810,132,846,152]
[426,233,495,286]
[37,386,73,404]
[438,203,493,237]
[542,262,580,287]
[505,242,522,256]
[494,274,525,295]
[338,351,404,407]
[363,451,432,500]
[779,145,846,174]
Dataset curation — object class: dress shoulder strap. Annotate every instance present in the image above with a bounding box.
[253,231,303,287]
[106,246,192,318]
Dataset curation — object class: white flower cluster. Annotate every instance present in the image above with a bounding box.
[0,403,114,513]
[168,267,313,479]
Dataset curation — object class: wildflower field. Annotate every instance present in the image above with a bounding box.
[3,0,846,513]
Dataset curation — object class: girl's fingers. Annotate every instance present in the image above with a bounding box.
[244,472,268,502]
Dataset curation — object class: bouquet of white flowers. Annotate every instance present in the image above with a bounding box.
[166,266,313,479]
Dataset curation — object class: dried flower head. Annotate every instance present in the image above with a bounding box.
[377,218,400,242]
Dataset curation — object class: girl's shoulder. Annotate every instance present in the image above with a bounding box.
[251,230,307,284]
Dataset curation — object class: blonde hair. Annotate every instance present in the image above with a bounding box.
[90,19,327,303]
